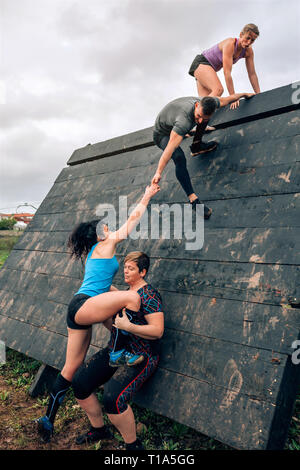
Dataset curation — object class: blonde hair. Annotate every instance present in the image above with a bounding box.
[242,23,260,36]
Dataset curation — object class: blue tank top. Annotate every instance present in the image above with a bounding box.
[75,243,119,297]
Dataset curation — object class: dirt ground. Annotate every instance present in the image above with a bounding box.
[0,374,124,451]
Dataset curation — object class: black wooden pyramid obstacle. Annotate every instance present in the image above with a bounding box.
[0,83,300,449]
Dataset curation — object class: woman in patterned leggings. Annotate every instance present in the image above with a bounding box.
[72,252,164,451]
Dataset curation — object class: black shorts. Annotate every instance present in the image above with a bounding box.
[66,294,91,330]
[188,54,212,76]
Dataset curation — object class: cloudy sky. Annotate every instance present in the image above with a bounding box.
[1,0,299,214]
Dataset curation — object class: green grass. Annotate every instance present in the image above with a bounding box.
[0,233,21,268]
[0,250,10,268]
[0,349,41,392]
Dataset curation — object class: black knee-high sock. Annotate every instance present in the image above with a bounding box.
[192,120,207,144]
[46,373,72,424]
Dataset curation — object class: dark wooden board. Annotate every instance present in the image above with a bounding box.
[134,358,300,450]
[67,127,154,166]
[26,192,300,234]
[1,249,299,307]
[209,83,300,128]
[56,132,300,185]
[13,226,300,265]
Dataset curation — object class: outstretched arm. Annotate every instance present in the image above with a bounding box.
[152,130,183,184]
[110,184,160,244]
[218,92,255,108]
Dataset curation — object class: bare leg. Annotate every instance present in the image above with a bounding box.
[194,64,224,96]
[77,393,105,428]
[195,78,211,97]
[75,290,141,326]
[77,396,136,443]
[194,64,222,132]
[107,406,136,444]
[61,327,92,381]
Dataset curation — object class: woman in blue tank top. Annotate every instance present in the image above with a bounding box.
[36,183,160,442]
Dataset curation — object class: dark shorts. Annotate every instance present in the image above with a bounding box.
[188,54,212,77]
[66,293,91,330]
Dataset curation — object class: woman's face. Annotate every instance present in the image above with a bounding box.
[124,260,145,284]
[240,30,258,48]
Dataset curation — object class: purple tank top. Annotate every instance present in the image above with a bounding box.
[202,38,246,72]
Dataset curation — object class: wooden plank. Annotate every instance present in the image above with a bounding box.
[35,163,300,219]
[37,160,300,215]
[159,329,287,402]
[27,193,300,235]
[134,361,299,450]
[0,314,100,369]
[2,250,299,306]
[56,145,161,184]
[0,289,110,348]
[160,293,300,356]
[28,364,59,397]
[56,132,300,185]
[13,226,300,265]
[2,249,83,279]
[0,268,81,304]
[67,126,153,166]
[209,82,300,127]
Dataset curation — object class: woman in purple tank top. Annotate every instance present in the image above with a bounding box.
[189,23,260,112]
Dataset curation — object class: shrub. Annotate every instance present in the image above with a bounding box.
[0,218,17,230]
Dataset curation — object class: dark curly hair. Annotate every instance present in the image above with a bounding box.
[67,220,100,260]
[201,96,218,115]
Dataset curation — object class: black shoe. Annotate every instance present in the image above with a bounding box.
[288,297,300,308]
[191,198,212,219]
[76,425,113,445]
[126,438,144,451]
[36,416,54,443]
[185,129,196,138]
[190,140,218,156]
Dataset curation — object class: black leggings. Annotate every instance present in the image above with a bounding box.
[153,132,194,197]
[153,126,206,198]
[72,347,159,414]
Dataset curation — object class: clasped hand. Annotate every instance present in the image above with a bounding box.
[113,308,132,331]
